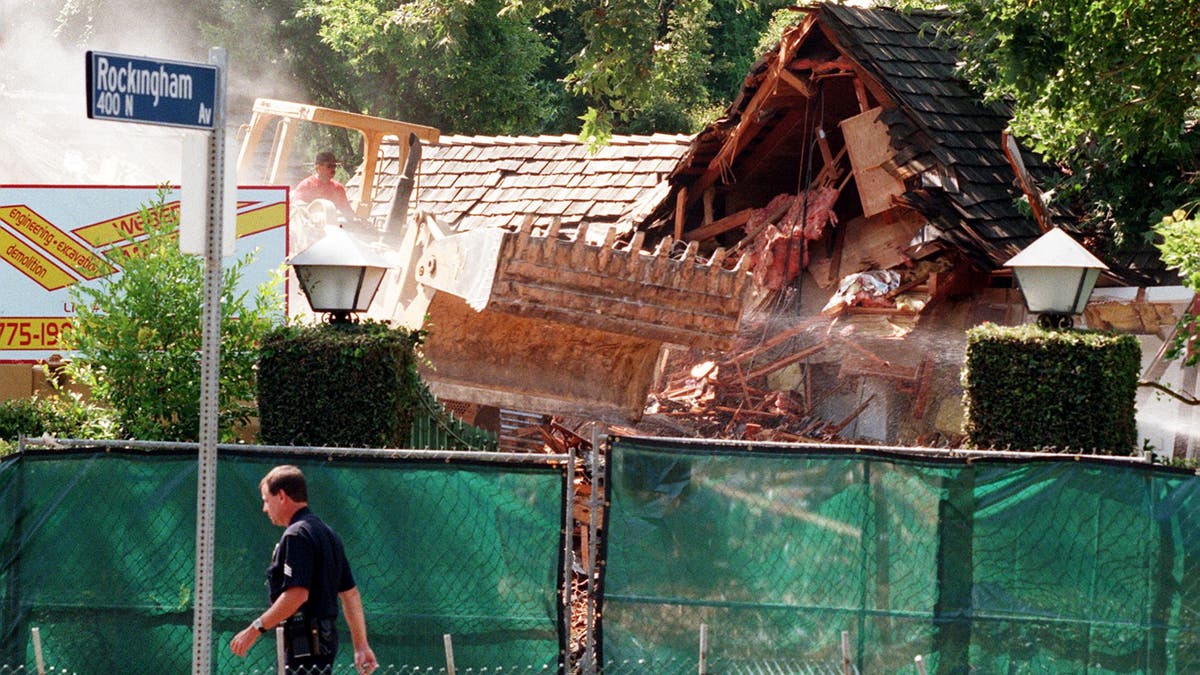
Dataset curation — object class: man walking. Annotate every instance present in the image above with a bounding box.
[230,465,378,674]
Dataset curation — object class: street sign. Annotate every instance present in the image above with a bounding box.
[85,51,218,130]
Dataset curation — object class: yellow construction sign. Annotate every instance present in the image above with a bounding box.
[0,185,288,362]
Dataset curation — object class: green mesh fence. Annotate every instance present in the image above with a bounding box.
[601,436,1200,674]
[0,447,564,674]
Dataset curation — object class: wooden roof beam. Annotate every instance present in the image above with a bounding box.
[777,68,815,98]
[734,106,809,184]
[682,13,822,210]
[810,24,894,109]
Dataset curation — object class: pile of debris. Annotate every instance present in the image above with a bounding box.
[631,317,892,443]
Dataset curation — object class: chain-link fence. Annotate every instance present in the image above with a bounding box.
[6,436,1200,674]
[602,436,1200,674]
[0,443,566,674]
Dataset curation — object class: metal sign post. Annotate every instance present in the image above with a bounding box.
[85,46,228,673]
[191,46,227,675]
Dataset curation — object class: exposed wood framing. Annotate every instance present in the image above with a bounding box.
[685,208,753,242]
[1002,130,1052,232]
[735,106,810,183]
[778,69,815,98]
[683,14,823,210]
[853,78,870,113]
[674,185,688,240]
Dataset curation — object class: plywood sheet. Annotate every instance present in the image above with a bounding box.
[839,107,906,217]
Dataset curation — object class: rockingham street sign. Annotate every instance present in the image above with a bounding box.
[85,51,218,130]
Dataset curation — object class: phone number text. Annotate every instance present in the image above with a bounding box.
[0,318,74,350]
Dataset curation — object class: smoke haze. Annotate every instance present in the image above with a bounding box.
[0,0,303,185]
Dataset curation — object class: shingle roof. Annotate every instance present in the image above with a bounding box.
[818,5,1047,269]
[361,133,691,234]
[652,3,1164,285]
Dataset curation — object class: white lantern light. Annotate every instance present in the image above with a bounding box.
[287,226,391,323]
[1004,228,1108,329]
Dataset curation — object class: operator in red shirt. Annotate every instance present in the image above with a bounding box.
[293,151,357,219]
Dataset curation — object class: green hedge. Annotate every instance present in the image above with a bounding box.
[257,321,424,447]
[962,323,1140,454]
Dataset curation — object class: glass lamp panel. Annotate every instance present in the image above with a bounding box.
[295,264,364,312]
[354,266,388,311]
[1071,268,1101,313]
[1013,267,1089,314]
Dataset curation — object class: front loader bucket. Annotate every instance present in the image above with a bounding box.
[409,218,753,422]
[418,293,663,423]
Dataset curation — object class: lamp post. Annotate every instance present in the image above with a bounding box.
[288,226,391,323]
[1004,227,1108,330]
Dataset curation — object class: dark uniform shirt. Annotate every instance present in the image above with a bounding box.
[268,506,356,620]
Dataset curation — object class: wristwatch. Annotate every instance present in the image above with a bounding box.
[252,617,267,634]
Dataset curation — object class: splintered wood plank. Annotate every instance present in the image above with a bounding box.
[685,208,753,242]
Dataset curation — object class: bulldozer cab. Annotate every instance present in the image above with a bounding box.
[235,98,439,221]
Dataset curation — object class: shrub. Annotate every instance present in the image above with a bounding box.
[63,187,284,441]
[962,323,1140,454]
[0,393,119,456]
[257,321,424,447]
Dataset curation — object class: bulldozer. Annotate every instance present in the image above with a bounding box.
[236,99,752,423]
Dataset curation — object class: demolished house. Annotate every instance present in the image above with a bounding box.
[342,3,1193,452]
[617,3,1191,449]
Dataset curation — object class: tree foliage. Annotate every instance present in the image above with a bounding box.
[63,188,285,441]
[293,0,556,134]
[1155,207,1200,367]
[905,0,1200,249]
[541,0,793,142]
[49,0,792,142]
[199,0,793,141]
[925,0,1200,165]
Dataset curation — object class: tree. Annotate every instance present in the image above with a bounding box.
[542,0,792,142]
[903,0,1200,252]
[1156,207,1200,367]
[64,188,285,441]
[206,0,791,140]
[47,0,793,141]
[290,0,556,135]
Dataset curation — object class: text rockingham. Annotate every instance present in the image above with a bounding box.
[94,56,194,107]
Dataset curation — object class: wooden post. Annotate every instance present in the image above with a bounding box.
[562,446,576,674]
[914,655,928,675]
[841,630,851,675]
[582,426,603,673]
[444,634,457,675]
[32,626,45,675]
[275,626,286,675]
[674,186,689,241]
[698,623,708,675]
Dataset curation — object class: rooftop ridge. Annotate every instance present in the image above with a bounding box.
[423,132,694,147]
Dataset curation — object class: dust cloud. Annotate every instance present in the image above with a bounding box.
[0,0,302,185]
